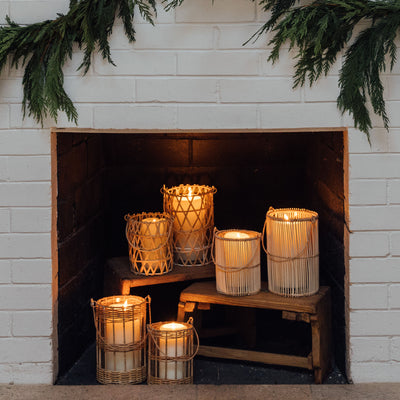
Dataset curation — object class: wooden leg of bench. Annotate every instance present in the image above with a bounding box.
[177,301,186,322]
[311,293,332,384]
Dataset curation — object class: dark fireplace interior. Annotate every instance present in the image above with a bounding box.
[55,130,347,384]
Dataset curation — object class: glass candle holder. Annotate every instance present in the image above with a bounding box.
[162,184,216,267]
[264,207,319,297]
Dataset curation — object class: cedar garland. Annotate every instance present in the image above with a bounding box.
[0,0,156,124]
[1,0,399,138]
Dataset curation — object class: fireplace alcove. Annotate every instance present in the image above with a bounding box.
[54,128,347,384]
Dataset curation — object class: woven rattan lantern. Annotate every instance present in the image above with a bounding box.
[91,295,150,384]
[214,229,261,296]
[264,207,319,297]
[147,318,198,384]
[125,212,173,276]
[162,184,216,267]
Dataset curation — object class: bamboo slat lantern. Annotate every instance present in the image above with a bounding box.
[264,207,319,297]
[162,184,217,267]
[91,295,150,384]
[214,229,261,296]
[125,212,173,276]
[147,318,198,384]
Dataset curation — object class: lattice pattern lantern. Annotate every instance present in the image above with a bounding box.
[125,212,173,276]
[264,207,319,297]
[91,295,149,384]
[162,184,216,267]
[147,318,197,384]
[214,229,261,296]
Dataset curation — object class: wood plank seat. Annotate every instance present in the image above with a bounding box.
[104,257,215,295]
[177,281,332,383]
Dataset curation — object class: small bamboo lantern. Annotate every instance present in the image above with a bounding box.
[91,295,150,384]
[264,207,319,297]
[214,229,261,296]
[147,318,198,384]
[162,184,217,267]
[125,212,173,276]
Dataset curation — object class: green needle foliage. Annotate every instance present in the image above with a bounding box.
[166,0,400,138]
[250,0,400,139]
[0,0,157,124]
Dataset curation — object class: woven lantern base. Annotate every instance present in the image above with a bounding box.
[162,184,216,267]
[91,295,149,384]
[264,207,319,297]
[147,320,197,384]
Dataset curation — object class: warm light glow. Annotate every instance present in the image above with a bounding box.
[224,231,251,240]
[123,300,128,309]
[116,297,121,302]
[160,322,186,331]
[284,214,289,221]
[188,186,193,201]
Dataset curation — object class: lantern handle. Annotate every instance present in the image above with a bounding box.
[125,213,174,252]
[210,227,217,265]
[214,228,261,272]
[147,319,200,361]
[263,209,319,262]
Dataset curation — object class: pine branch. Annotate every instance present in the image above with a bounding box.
[253,0,400,137]
[0,0,157,125]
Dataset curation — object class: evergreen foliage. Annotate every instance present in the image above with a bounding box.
[2,0,400,137]
[0,0,156,124]
[250,0,400,138]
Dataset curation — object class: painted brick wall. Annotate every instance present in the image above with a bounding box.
[0,0,399,383]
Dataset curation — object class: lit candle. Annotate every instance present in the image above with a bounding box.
[215,230,261,296]
[266,208,319,296]
[158,322,186,380]
[172,187,206,261]
[105,298,141,371]
[140,217,167,268]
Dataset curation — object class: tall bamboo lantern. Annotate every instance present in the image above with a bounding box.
[91,295,150,384]
[264,207,319,297]
[162,184,216,267]
[214,228,261,296]
[125,212,173,276]
[147,318,198,384]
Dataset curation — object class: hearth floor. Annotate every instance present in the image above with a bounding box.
[57,342,347,385]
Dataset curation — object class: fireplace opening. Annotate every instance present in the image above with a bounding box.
[54,129,347,384]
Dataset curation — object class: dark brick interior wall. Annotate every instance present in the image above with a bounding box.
[56,133,106,376]
[307,132,346,373]
[56,130,345,377]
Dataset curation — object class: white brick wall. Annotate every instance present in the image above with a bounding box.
[0,0,399,384]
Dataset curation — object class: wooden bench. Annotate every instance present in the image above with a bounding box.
[177,281,332,383]
[104,257,215,295]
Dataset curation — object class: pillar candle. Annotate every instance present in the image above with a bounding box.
[158,322,186,380]
[140,217,167,266]
[105,299,141,371]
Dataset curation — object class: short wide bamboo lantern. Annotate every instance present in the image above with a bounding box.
[147,319,197,384]
[264,207,319,297]
[214,229,261,296]
[125,212,173,276]
[91,295,149,384]
[162,184,216,267]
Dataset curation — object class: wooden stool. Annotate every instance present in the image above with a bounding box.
[177,281,332,383]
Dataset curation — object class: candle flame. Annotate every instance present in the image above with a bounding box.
[188,187,193,201]
[116,297,121,302]
[160,322,186,331]
[284,214,289,221]
[123,300,128,309]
